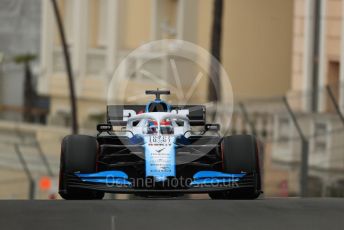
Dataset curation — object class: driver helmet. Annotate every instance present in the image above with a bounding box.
[148,120,158,134]
[160,119,173,134]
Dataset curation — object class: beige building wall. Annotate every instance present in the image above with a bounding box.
[197,0,294,99]
[326,0,342,61]
[197,0,213,50]
[324,0,343,94]
[290,0,344,112]
[42,0,294,127]
[291,0,344,91]
[121,0,152,49]
[223,0,293,99]
[291,0,306,91]
[88,0,101,48]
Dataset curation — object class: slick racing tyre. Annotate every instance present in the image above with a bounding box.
[209,135,261,199]
[59,135,104,200]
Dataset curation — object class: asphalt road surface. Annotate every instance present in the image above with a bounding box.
[0,198,343,230]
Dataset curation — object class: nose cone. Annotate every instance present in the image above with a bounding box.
[144,136,176,182]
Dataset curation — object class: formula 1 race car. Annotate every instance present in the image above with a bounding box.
[59,89,262,199]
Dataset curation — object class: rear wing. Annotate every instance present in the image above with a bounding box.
[107,105,206,126]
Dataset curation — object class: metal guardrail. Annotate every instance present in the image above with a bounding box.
[14,144,35,199]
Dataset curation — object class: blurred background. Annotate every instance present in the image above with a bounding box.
[0,0,343,199]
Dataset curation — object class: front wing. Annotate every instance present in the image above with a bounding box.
[64,170,258,194]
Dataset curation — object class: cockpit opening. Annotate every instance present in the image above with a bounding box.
[147,102,169,112]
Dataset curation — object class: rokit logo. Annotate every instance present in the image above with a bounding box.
[123,109,189,121]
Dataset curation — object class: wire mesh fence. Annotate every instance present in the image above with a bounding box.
[232,83,344,197]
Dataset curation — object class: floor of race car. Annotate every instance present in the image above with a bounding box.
[0,198,343,230]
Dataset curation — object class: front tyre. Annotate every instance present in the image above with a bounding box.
[59,135,104,200]
[209,135,261,199]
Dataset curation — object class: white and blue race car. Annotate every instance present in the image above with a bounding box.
[59,90,262,199]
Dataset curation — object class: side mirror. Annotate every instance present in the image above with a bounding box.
[205,123,220,132]
[97,123,113,132]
